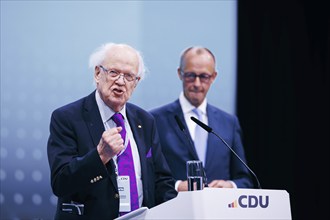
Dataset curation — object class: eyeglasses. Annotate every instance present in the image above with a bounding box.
[99,65,139,82]
[180,71,212,83]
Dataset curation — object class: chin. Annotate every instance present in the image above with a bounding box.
[190,100,201,107]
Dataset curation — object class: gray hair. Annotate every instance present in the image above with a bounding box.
[89,42,146,80]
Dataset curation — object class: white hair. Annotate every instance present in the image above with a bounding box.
[88,42,146,80]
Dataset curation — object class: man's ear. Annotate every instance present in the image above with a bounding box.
[133,77,141,88]
[211,71,218,83]
[94,66,101,83]
[177,68,183,80]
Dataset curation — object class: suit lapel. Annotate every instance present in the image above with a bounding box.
[126,106,147,164]
[125,105,149,202]
[171,100,199,160]
[83,91,105,148]
[205,105,218,168]
[82,91,118,191]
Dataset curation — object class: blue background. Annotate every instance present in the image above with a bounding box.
[0,1,237,219]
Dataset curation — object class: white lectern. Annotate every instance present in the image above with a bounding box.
[116,188,292,220]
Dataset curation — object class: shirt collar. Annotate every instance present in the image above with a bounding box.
[179,91,207,116]
[95,90,127,123]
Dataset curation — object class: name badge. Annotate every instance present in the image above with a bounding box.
[117,175,131,212]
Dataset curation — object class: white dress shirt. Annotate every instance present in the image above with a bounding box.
[179,91,208,142]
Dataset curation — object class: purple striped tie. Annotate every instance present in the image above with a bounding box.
[112,113,139,215]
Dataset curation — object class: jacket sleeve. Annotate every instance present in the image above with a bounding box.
[47,108,108,197]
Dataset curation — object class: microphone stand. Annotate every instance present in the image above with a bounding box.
[191,116,262,189]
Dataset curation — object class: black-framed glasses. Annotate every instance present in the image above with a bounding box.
[181,71,212,83]
[99,65,139,82]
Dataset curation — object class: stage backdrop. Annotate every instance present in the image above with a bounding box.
[0,1,237,219]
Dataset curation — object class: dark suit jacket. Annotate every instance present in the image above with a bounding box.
[47,91,177,220]
[150,99,253,188]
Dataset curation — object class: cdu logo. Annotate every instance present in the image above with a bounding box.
[228,195,269,208]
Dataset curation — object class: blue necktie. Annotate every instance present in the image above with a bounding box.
[112,113,139,215]
[192,108,208,166]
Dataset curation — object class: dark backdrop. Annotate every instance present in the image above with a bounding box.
[237,1,329,219]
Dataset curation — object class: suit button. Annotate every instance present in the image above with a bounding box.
[114,193,119,199]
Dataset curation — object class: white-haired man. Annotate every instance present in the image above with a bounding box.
[47,43,177,220]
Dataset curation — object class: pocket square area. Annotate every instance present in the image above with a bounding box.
[146,148,152,158]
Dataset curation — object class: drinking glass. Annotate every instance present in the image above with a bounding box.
[186,160,204,191]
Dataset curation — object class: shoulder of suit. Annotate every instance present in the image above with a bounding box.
[149,100,179,115]
[126,102,153,118]
[207,103,238,120]
[54,93,91,114]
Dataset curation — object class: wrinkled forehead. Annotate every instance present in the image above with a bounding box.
[103,45,139,72]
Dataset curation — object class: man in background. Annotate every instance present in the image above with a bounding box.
[150,46,253,191]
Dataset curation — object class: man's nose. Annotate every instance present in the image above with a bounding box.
[115,74,126,84]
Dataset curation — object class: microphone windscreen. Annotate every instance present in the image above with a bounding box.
[190,116,212,133]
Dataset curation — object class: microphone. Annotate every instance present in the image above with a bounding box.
[191,116,262,189]
[174,115,208,187]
